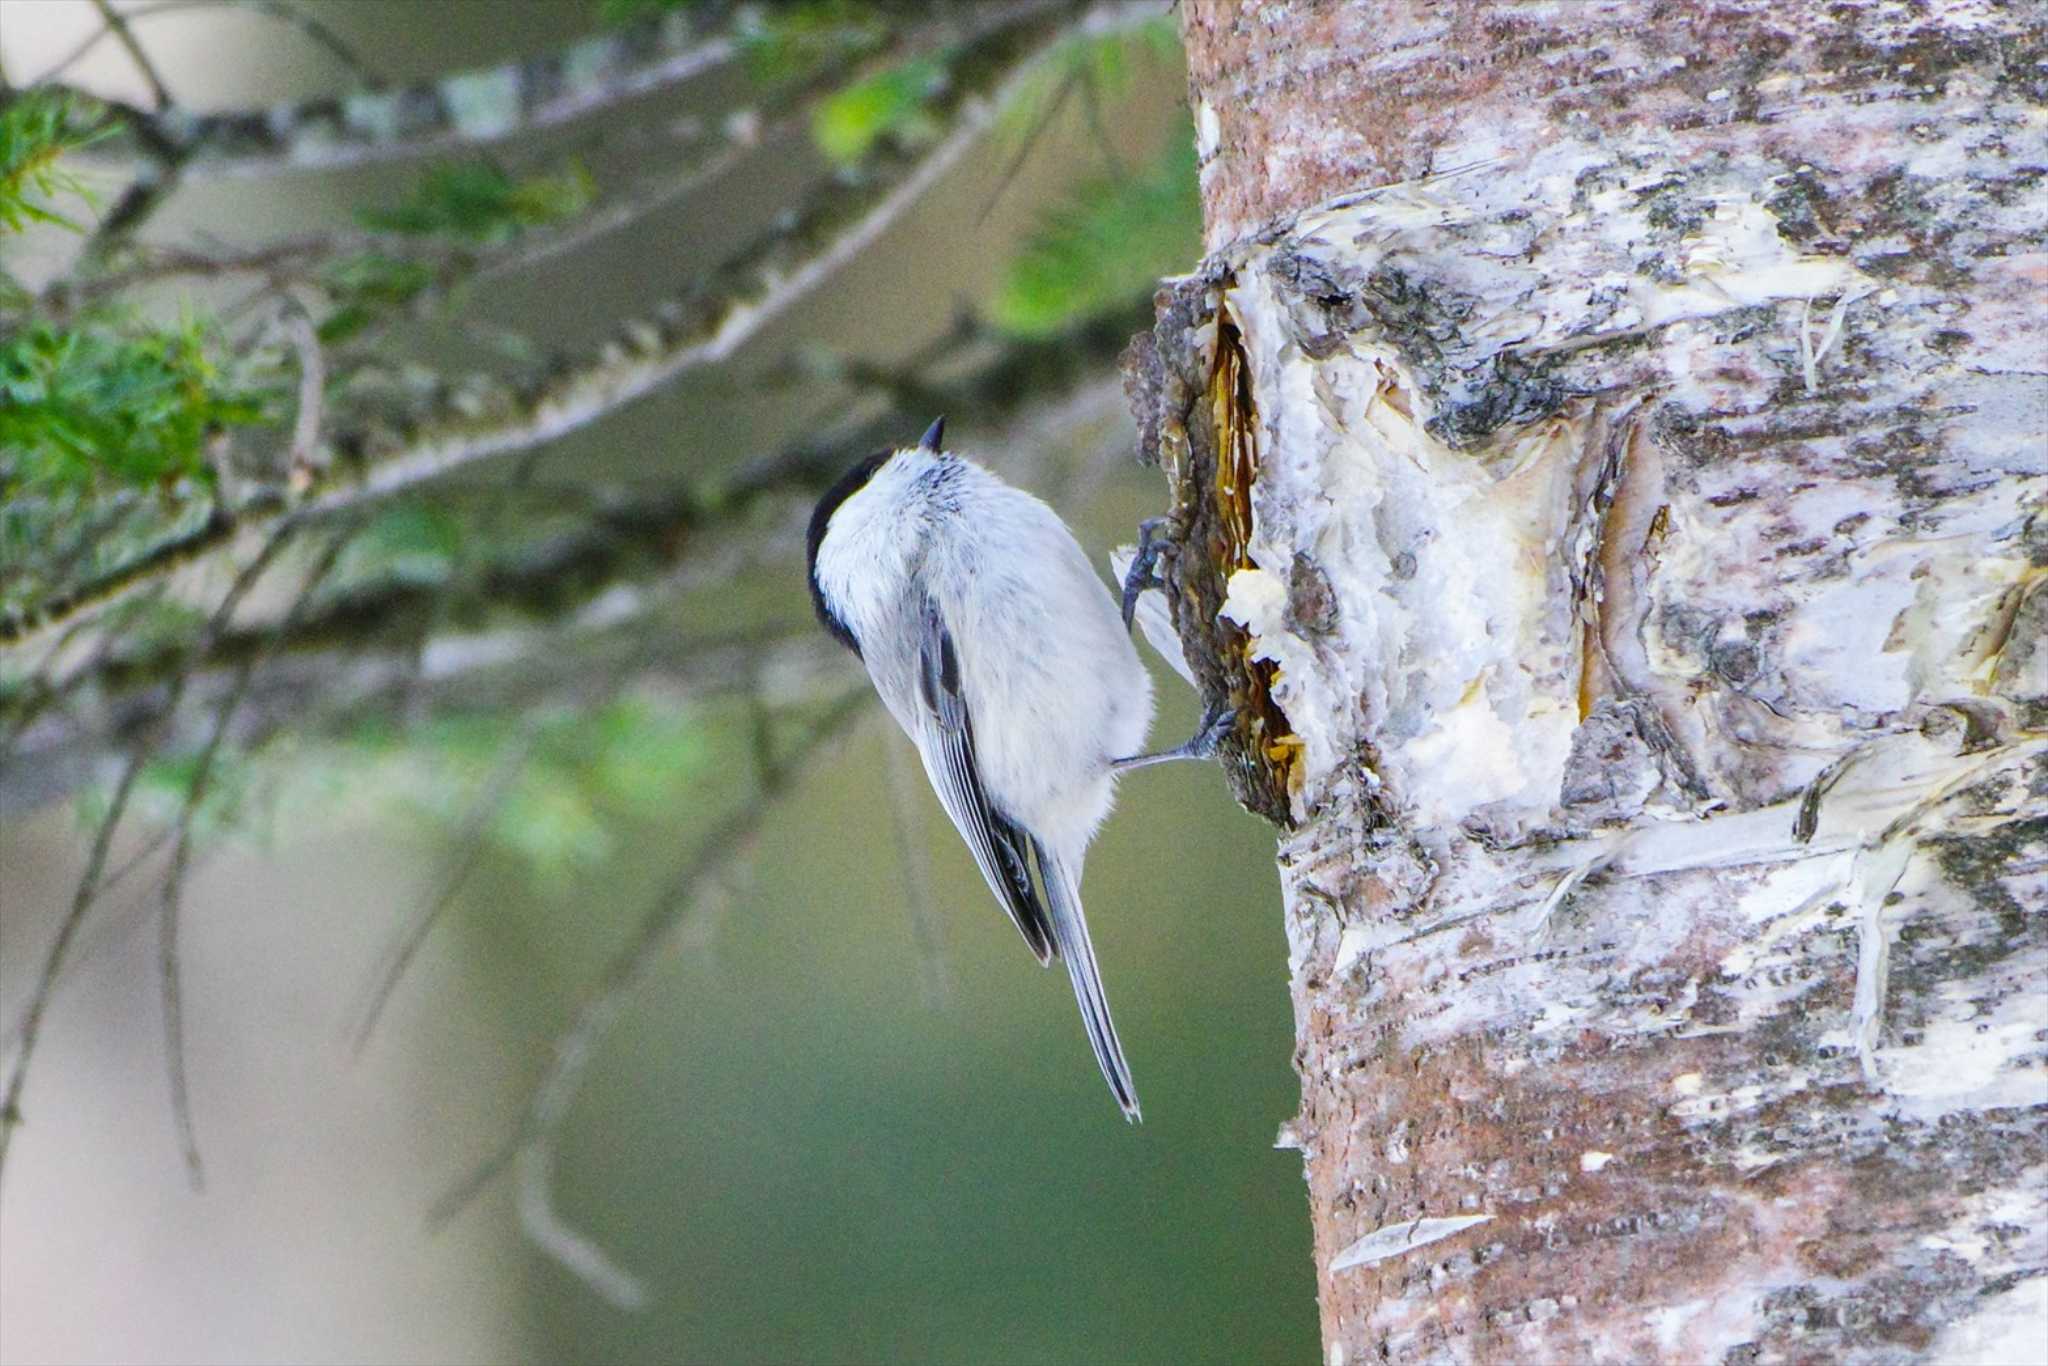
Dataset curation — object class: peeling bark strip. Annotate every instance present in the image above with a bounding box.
[1157,2,2048,1361]
[1124,279,1302,822]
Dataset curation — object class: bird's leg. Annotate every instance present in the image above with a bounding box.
[1111,701,1235,773]
[1119,517,1173,633]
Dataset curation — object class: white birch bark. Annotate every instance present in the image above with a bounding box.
[1133,2,2048,1360]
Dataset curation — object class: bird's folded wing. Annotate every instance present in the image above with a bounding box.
[915,594,1054,965]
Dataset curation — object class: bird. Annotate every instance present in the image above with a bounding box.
[806,417,1226,1120]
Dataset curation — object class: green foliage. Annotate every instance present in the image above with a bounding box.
[104,593,212,655]
[359,159,595,244]
[738,0,889,87]
[0,314,261,619]
[1000,13,1180,141]
[0,89,110,234]
[340,697,709,885]
[324,158,592,340]
[1066,13,1180,96]
[317,252,435,344]
[812,52,944,165]
[0,317,266,500]
[336,499,466,587]
[0,494,212,622]
[990,131,1199,338]
[136,748,253,838]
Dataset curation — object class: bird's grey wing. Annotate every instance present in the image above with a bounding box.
[915,593,1054,965]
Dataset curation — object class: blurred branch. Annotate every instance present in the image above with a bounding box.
[453,8,977,297]
[0,624,838,1072]
[153,525,352,1191]
[37,233,378,314]
[2,299,1148,774]
[345,715,544,1056]
[0,7,1083,651]
[64,6,740,176]
[0,823,180,1058]
[307,13,1069,509]
[883,723,949,1006]
[0,521,299,1200]
[428,686,873,1308]
[87,0,174,110]
[0,503,238,648]
[66,79,189,272]
[282,307,325,477]
[36,0,386,93]
[974,54,1076,227]
[44,1,1021,330]
[38,3,1021,316]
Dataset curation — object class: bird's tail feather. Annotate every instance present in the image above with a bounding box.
[1033,839,1141,1122]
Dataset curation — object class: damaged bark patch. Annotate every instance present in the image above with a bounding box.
[1210,306,1308,805]
[1122,274,1300,827]
[1269,246,1577,453]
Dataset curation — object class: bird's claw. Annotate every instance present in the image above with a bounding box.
[1119,517,1173,633]
[1191,701,1237,758]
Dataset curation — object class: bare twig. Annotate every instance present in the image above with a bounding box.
[34,0,384,92]
[283,307,326,479]
[0,522,299,1199]
[41,234,374,316]
[1079,64,1128,179]
[426,688,872,1307]
[2,643,809,1071]
[883,719,950,1006]
[88,0,174,110]
[976,61,1080,227]
[346,716,543,1056]
[153,526,351,1189]
[0,824,179,1057]
[30,0,189,274]
[0,745,151,1181]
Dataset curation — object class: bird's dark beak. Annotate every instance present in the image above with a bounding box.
[919,416,945,453]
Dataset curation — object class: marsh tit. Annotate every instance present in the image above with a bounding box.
[806,418,1225,1120]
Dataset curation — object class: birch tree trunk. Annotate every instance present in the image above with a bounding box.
[1132,3,2048,1360]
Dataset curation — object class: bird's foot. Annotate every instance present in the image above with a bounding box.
[1119,517,1174,633]
[1110,701,1236,773]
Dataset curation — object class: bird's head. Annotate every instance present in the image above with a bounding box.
[805,417,948,653]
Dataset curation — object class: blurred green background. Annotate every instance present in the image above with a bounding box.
[0,3,1313,1362]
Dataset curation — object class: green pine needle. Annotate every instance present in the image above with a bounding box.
[359,159,596,245]
[811,51,946,165]
[0,317,266,499]
[0,90,113,235]
[991,131,1199,338]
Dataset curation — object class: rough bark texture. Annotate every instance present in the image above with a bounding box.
[1148,2,2048,1361]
